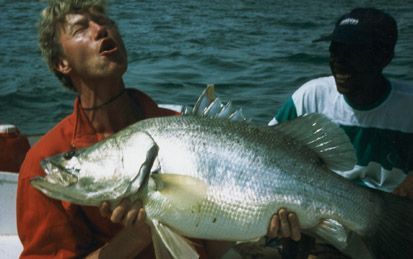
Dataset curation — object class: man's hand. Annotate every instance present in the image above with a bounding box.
[86,199,151,258]
[393,174,413,199]
[99,198,151,243]
[267,208,301,241]
[100,198,146,227]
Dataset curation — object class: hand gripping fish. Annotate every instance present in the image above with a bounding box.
[31,86,413,259]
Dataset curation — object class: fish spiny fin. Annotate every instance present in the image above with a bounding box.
[310,219,349,251]
[217,101,234,118]
[274,113,356,171]
[185,84,247,121]
[151,219,199,259]
[192,84,216,116]
[151,174,208,212]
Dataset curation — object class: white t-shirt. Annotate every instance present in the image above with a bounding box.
[270,76,413,192]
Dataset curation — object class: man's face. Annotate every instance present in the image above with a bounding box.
[57,11,127,82]
[329,41,382,96]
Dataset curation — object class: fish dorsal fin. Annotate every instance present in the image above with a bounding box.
[151,174,208,212]
[184,85,247,121]
[192,84,216,115]
[151,219,199,259]
[274,113,356,171]
[309,218,350,251]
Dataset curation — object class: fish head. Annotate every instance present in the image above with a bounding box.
[31,129,159,206]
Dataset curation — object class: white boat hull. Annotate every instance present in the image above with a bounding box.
[0,171,22,258]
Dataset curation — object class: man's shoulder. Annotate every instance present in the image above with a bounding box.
[127,88,179,117]
[38,115,75,147]
[21,115,76,178]
[128,88,156,103]
[292,76,337,102]
[389,79,413,96]
[297,76,336,93]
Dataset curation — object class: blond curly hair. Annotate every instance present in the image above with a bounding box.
[38,0,106,91]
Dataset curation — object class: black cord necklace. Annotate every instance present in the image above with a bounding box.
[81,89,126,111]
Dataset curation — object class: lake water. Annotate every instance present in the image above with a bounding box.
[0,0,412,135]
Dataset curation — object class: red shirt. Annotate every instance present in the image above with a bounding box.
[17,89,207,258]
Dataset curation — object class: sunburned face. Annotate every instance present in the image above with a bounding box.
[56,11,127,82]
[329,41,382,97]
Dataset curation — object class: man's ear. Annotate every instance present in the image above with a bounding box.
[56,58,71,75]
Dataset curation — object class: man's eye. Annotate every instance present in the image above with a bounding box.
[73,26,86,35]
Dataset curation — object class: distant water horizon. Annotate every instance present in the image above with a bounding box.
[0,0,412,135]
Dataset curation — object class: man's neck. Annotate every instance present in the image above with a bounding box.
[83,91,143,137]
[76,79,143,137]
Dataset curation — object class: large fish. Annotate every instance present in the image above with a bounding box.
[31,87,413,259]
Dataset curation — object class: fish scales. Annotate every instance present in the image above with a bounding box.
[134,116,375,239]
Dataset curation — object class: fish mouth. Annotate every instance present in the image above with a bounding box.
[99,38,118,56]
[40,159,79,186]
[41,158,63,175]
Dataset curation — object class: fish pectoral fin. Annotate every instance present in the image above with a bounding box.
[310,218,350,251]
[151,219,199,259]
[152,174,208,212]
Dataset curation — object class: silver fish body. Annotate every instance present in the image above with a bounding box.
[137,115,372,240]
[33,114,413,259]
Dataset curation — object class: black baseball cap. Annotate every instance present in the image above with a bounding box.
[314,8,398,49]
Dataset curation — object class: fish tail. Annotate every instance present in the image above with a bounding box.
[364,191,413,259]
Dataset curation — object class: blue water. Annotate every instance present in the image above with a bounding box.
[0,0,412,135]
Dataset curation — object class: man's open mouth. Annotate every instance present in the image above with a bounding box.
[100,39,118,55]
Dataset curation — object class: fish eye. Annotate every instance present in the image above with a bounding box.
[63,150,77,160]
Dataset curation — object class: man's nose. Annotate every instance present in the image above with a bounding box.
[91,21,108,39]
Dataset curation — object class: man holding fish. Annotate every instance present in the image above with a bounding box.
[16,0,298,258]
[270,7,413,259]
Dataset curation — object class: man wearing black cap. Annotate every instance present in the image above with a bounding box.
[268,7,413,259]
